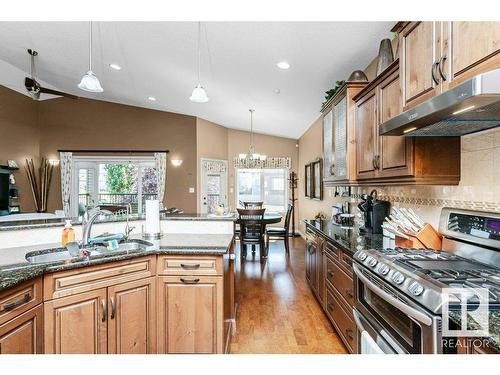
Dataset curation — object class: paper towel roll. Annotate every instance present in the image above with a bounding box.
[145,200,160,234]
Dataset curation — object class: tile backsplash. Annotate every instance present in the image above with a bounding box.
[350,127,500,228]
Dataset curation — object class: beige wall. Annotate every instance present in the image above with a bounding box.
[297,116,338,234]
[0,86,40,212]
[196,117,229,212]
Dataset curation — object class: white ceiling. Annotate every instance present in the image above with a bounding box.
[0,22,392,139]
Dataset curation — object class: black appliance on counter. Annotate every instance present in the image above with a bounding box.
[0,166,20,216]
[357,190,390,234]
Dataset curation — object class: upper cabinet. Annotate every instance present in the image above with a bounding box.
[354,60,461,185]
[322,82,367,186]
[398,21,500,111]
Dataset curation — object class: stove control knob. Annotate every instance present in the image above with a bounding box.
[408,281,424,296]
[368,257,378,267]
[358,252,367,261]
[392,272,405,285]
[378,264,390,276]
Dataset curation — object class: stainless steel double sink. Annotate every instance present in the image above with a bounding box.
[25,239,154,264]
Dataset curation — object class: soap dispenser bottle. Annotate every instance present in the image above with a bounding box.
[62,220,75,246]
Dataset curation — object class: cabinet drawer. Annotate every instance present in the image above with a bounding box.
[44,256,156,300]
[339,251,354,277]
[325,285,357,353]
[157,255,222,276]
[325,256,354,307]
[323,241,341,261]
[0,278,42,326]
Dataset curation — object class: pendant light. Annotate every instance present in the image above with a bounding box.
[189,22,209,103]
[239,109,267,161]
[78,21,103,93]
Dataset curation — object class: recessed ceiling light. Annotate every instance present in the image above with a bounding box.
[109,63,121,70]
[273,88,281,94]
[276,61,290,70]
[148,96,156,101]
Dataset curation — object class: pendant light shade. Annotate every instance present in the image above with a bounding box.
[78,70,103,92]
[190,84,209,103]
[79,22,103,93]
[190,22,209,103]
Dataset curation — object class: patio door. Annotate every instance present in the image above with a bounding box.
[200,159,228,214]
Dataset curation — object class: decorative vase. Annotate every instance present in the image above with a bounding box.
[347,70,368,82]
[376,38,394,76]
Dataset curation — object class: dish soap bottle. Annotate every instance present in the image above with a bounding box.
[62,220,75,246]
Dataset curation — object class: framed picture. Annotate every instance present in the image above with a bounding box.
[312,159,323,200]
[304,159,323,200]
[304,164,312,198]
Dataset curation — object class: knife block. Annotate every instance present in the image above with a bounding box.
[395,224,442,250]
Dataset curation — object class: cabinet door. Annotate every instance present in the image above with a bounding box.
[158,275,223,354]
[378,70,414,178]
[0,304,43,354]
[355,90,378,179]
[322,108,334,181]
[107,277,156,354]
[44,288,107,354]
[306,239,318,294]
[442,22,500,88]
[316,239,325,307]
[400,21,441,109]
[333,96,348,180]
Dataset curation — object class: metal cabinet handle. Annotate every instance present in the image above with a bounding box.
[431,61,440,85]
[329,164,335,176]
[180,263,201,269]
[180,278,200,284]
[438,55,447,81]
[327,303,335,311]
[110,297,116,319]
[327,270,335,278]
[346,288,354,299]
[372,156,377,170]
[346,329,354,341]
[343,254,353,266]
[101,299,107,322]
[2,293,32,312]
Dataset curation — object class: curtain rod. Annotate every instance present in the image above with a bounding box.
[57,149,170,153]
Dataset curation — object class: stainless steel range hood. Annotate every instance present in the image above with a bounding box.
[379,68,500,136]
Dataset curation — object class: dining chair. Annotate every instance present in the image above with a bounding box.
[265,204,293,255]
[243,201,264,209]
[237,208,266,260]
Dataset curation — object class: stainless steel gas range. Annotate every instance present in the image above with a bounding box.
[353,207,500,354]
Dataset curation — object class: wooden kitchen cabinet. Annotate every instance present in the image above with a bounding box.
[44,288,108,354]
[441,22,500,89]
[0,304,43,354]
[354,60,461,185]
[321,82,367,185]
[157,275,223,354]
[107,277,156,354]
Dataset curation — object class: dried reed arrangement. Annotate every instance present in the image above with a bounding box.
[25,158,54,212]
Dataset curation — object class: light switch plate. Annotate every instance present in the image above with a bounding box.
[189,187,195,193]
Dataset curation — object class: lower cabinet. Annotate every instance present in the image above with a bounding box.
[157,275,223,354]
[44,288,108,354]
[0,304,43,354]
[44,274,156,354]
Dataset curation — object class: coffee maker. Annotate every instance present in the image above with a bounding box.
[357,190,390,234]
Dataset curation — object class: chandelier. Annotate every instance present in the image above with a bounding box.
[238,109,266,161]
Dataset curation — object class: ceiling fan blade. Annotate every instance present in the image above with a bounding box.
[39,86,78,99]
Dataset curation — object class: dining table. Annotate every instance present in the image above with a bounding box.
[233,212,283,258]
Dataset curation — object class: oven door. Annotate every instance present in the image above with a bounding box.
[353,263,440,354]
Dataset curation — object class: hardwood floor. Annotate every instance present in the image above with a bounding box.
[229,236,348,354]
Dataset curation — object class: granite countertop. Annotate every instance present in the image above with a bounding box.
[0,212,236,231]
[0,233,234,292]
[448,310,500,352]
[305,219,392,255]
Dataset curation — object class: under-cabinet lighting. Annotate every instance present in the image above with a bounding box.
[452,105,476,115]
[403,127,417,134]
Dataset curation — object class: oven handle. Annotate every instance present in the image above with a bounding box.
[353,264,432,326]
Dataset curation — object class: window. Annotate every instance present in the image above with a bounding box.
[236,168,288,212]
[71,156,158,217]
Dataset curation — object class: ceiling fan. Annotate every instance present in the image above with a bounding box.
[24,49,78,100]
